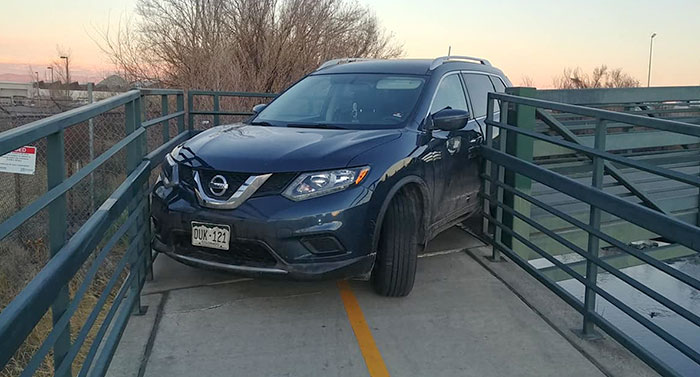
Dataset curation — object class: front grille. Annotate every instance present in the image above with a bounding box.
[173,234,277,267]
[178,164,296,198]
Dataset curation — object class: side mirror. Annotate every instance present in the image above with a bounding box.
[431,108,470,131]
[252,103,267,114]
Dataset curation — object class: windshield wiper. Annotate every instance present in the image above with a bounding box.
[286,123,345,130]
[249,121,274,126]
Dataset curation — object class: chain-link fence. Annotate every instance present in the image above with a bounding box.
[0,94,133,376]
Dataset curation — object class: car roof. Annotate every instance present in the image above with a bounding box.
[310,58,505,76]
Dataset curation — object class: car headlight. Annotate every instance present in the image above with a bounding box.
[282,166,370,201]
[160,146,181,188]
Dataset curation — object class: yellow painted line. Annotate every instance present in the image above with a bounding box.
[337,280,391,377]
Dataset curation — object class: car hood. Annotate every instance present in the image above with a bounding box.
[176,124,403,173]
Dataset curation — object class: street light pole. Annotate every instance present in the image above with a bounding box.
[60,56,69,85]
[47,66,53,83]
[647,33,657,87]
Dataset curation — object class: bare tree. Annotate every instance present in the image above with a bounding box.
[97,0,403,92]
[519,75,534,87]
[553,65,639,89]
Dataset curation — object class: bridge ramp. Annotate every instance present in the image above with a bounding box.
[110,228,607,377]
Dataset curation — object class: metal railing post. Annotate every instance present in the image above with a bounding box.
[493,105,509,261]
[87,83,95,214]
[482,95,495,237]
[47,129,71,377]
[177,93,185,135]
[187,91,194,132]
[125,98,146,315]
[213,94,220,126]
[161,94,170,143]
[582,118,607,336]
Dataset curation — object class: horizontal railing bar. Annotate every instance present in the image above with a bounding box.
[491,92,700,137]
[486,120,700,187]
[0,90,140,156]
[533,86,700,106]
[145,131,192,166]
[21,200,145,376]
[486,235,683,377]
[138,88,183,96]
[0,161,150,368]
[188,90,276,98]
[480,172,700,290]
[0,127,145,242]
[78,262,139,377]
[55,225,147,377]
[482,148,700,252]
[142,111,185,128]
[189,110,253,116]
[484,212,700,363]
[88,256,149,377]
[484,235,585,313]
[483,193,700,327]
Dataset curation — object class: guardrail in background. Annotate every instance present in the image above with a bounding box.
[187,90,276,130]
[0,88,188,377]
[480,88,700,377]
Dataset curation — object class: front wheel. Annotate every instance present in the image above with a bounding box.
[371,191,420,297]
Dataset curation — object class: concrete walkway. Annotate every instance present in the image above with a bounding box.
[107,227,649,377]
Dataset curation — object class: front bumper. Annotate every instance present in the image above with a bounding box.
[151,182,378,280]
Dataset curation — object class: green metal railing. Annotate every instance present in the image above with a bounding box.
[187,90,276,130]
[480,88,700,377]
[0,88,189,377]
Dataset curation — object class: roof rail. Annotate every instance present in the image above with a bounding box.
[316,58,374,71]
[429,56,491,70]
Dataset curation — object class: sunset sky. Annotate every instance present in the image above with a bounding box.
[1,0,699,87]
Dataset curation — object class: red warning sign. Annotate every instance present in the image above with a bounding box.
[0,146,37,175]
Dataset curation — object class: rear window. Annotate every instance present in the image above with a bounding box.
[462,73,495,118]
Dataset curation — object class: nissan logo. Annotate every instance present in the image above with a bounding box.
[208,175,229,196]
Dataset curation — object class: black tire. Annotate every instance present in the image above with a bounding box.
[372,190,420,297]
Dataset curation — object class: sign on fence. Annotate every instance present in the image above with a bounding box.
[0,146,37,175]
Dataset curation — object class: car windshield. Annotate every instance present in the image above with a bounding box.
[252,74,426,129]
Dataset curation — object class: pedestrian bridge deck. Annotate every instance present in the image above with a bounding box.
[108,227,653,377]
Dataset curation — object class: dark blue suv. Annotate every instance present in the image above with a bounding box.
[151,56,510,296]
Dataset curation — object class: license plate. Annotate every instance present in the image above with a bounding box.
[191,221,230,250]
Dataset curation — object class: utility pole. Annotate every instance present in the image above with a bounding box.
[647,33,657,87]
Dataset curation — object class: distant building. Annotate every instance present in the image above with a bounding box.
[0,81,33,98]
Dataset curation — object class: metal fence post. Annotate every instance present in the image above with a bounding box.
[177,93,185,135]
[213,93,220,126]
[187,91,194,132]
[125,98,146,315]
[47,129,71,377]
[503,87,536,259]
[582,119,607,337]
[161,94,170,143]
[87,83,95,214]
[482,95,495,237]
[493,108,508,261]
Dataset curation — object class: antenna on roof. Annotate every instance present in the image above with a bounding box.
[447,46,451,56]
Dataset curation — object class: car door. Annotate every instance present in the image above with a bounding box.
[424,73,482,229]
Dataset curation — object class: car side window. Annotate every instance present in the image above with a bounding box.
[462,73,496,118]
[429,74,468,115]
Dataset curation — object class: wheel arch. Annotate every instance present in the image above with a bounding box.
[371,175,431,253]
